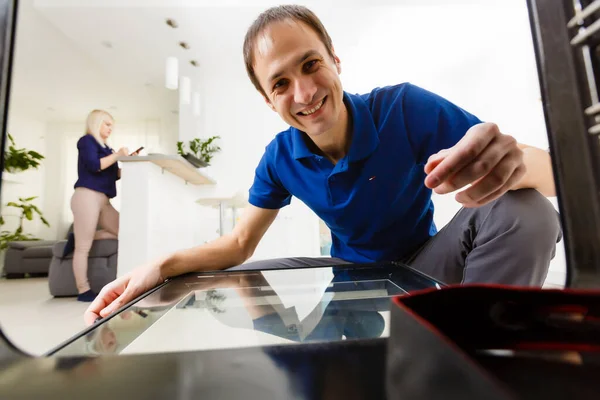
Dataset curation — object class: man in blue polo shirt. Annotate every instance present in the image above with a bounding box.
[87,5,560,322]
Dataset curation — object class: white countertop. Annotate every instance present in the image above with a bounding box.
[118,154,216,185]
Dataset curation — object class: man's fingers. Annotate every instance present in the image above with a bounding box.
[424,150,450,175]
[100,286,136,317]
[84,285,119,326]
[84,276,130,325]
[456,153,523,204]
[433,137,511,195]
[425,124,497,189]
[459,166,526,208]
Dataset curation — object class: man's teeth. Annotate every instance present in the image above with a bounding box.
[300,98,324,115]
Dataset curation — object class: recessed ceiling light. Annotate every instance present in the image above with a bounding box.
[46,107,55,112]
[179,41,190,50]
[101,41,113,49]
[190,60,199,67]
[166,18,178,28]
[109,105,118,110]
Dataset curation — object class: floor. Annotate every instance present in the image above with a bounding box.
[0,258,567,356]
[0,277,88,356]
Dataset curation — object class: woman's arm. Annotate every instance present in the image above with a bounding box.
[100,153,121,171]
[79,136,128,172]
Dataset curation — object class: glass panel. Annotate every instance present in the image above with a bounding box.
[52,263,436,356]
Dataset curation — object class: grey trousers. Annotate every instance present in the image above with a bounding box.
[230,189,562,287]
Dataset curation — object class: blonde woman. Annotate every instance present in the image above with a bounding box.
[64,110,138,302]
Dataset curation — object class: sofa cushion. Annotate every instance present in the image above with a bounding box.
[52,239,118,258]
[8,240,58,250]
[49,254,117,297]
[22,245,55,259]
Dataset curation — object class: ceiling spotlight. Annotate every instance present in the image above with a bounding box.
[179,41,190,50]
[190,60,199,67]
[166,18,178,28]
[101,41,113,49]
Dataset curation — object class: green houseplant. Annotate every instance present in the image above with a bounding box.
[3,134,44,173]
[177,135,221,167]
[1,134,49,257]
[0,196,50,250]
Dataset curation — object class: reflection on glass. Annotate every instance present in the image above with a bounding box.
[52,263,435,357]
[182,276,404,343]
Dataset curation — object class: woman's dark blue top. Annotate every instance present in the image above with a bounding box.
[74,134,119,198]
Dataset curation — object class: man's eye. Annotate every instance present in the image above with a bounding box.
[304,60,318,71]
[273,80,287,90]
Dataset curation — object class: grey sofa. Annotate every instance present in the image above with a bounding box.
[3,225,76,278]
[48,239,118,297]
[3,240,60,278]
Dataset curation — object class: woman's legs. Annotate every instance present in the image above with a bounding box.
[96,200,119,239]
[71,188,104,294]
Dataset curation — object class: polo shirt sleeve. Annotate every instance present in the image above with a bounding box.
[248,150,292,210]
[78,135,101,173]
[402,83,483,165]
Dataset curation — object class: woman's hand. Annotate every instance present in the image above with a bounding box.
[116,147,130,157]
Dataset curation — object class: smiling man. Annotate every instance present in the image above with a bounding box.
[86,5,561,324]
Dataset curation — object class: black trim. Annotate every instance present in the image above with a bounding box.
[527,0,600,288]
[44,278,171,356]
[0,0,23,363]
[0,0,17,186]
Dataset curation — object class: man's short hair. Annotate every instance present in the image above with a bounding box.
[243,5,335,98]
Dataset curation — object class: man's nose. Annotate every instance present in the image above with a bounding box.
[294,77,318,105]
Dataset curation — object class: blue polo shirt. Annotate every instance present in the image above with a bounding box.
[249,83,482,263]
[74,134,119,198]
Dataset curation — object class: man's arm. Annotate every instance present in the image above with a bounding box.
[511,144,556,196]
[84,204,279,324]
[160,204,279,278]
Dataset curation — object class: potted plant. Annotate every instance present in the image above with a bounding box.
[177,135,221,168]
[3,134,44,173]
[0,196,50,250]
[1,136,49,275]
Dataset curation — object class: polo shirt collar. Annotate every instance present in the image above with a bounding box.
[291,91,379,161]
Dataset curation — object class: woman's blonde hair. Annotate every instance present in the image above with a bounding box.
[85,109,114,145]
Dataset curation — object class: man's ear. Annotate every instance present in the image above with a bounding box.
[332,46,342,74]
[263,95,276,112]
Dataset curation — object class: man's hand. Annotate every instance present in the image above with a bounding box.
[424,122,526,208]
[84,261,165,326]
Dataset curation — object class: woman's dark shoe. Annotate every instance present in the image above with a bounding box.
[77,290,97,302]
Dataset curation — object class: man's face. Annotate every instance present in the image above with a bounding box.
[252,20,343,137]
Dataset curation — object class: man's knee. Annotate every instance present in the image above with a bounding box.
[491,189,562,248]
